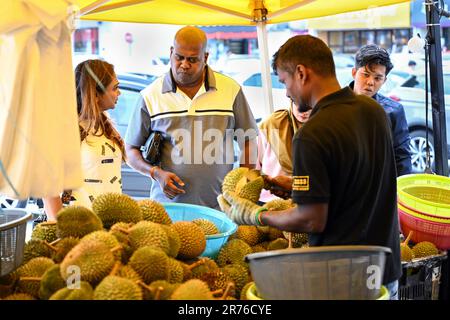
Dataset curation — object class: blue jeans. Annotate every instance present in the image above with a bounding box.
[385,280,399,300]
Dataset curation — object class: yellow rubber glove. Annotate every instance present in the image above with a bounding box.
[222,191,267,225]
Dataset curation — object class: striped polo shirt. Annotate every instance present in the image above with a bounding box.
[125,66,258,209]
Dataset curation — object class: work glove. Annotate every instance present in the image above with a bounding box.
[222,191,267,226]
[217,194,232,215]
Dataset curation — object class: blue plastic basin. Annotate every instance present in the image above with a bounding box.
[163,203,237,259]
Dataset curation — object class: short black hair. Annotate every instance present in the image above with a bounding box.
[354,44,393,75]
[272,35,335,77]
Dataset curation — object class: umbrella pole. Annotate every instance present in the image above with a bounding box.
[256,21,274,119]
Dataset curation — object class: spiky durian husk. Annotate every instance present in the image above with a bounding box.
[92,192,142,229]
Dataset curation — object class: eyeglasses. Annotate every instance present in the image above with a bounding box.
[173,53,202,64]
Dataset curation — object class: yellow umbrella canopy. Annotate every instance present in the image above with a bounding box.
[78,0,411,25]
[76,0,412,116]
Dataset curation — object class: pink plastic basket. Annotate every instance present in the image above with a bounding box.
[398,204,450,249]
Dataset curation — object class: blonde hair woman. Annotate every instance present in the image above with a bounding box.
[43,59,124,220]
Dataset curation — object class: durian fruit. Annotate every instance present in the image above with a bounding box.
[170,279,214,300]
[138,199,172,225]
[31,222,58,243]
[141,280,180,300]
[49,281,94,300]
[222,264,250,297]
[216,239,252,267]
[160,225,181,258]
[267,227,284,240]
[263,198,295,211]
[50,237,80,264]
[222,167,249,193]
[16,257,55,297]
[251,244,266,253]
[92,192,142,229]
[240,281,254,300]
[400,231,414,262]
[3,293,36,300]
[172,221,206,260]
[188,258,219,278]
[39,264,66,300]
[192,218,220,235]
[94,275,143,300]
[60,239,117,285]
[254,226,284,241]
[23,239,53,263]
[127,221,170,254]
[199,270,234,294]
[129,246,169,284]
[110,222,134,244]
[167,258,184,284]
[116,265,142,283]
[267,238,289,250]
[237,176,265,203]
[80,230,122,261]
[230,225,261,246]
[412,241,439,259]
[282,231,308,248]
[109,222,134,263]
[56,206,103,238]
[180,262,193,281]
[0,272,18,298]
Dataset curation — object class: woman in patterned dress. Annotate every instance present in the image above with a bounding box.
[43,59,124,221]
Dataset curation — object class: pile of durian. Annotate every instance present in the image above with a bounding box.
[400,231,440,263]
[0,192,304,301]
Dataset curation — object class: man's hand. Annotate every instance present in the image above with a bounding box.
[267,175,292,199]
[222,191,264,225]
[153,168,185,199]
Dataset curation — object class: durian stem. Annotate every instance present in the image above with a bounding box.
[211,289,224,297]
[187,258,206,270]
[109,261,121,276]
[110,245,123,253]
[49,238,61,246]
[114,227,130,235]
[20,277,42,282]
[137,281,152,292]
[43,241,58,252]
[220,282,235,300]
[42,221,57,226]
[154,286,163,301]
[403,231,413,246]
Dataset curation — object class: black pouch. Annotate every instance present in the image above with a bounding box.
[140,131,163,165]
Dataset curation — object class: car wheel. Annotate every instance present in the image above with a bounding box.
[409,129,434,173]
[0,196,28,209]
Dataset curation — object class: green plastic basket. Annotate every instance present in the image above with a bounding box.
[397,174,450,219]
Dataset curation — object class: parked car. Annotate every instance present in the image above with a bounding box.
[231,66,406,121]
[386,72,450,172]
[108,73,159,198]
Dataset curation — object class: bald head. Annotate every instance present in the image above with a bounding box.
[174,26,207,52]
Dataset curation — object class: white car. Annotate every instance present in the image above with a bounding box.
[386,72,450,172]
[230,67,356,121]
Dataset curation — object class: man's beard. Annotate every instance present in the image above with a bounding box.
[297,101,312,113]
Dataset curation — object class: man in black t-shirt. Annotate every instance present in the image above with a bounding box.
[223,35,401,299]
